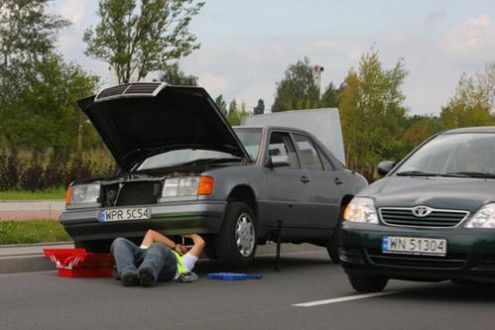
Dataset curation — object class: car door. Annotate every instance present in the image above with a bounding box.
[262,131,312,230]
[292,133,342,230]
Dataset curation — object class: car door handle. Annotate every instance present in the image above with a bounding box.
[300,176,311,184]
[334,177,343,185]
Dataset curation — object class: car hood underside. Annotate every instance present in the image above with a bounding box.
[78,84,248,171]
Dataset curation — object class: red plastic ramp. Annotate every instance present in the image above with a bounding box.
[43,248,114,278]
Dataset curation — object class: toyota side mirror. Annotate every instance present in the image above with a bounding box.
[377,160,396,176]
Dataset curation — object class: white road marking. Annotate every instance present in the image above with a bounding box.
[292,291,400,307]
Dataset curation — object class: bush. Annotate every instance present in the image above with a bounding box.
[0,149,116,191]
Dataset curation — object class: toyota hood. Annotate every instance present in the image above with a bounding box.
[360,176,495,213]
[78,83,249,170]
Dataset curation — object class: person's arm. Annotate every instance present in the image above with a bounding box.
[141,229,183,253]
[182,234,205,258]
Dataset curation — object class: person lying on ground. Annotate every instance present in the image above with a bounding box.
[111,230,205,287]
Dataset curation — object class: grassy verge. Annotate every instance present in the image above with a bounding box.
[0,187,66,200]
[0,220,71,245]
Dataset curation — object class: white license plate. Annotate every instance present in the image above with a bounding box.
[382,236,447,256]
[98,207,151,222]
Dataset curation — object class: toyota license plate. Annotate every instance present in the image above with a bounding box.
[382,236,447,257]
[98,207,151,222]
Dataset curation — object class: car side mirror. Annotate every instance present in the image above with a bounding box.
[266,155,290,168]
[377,160,396,176]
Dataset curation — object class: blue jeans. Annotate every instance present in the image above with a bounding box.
[110,238,177,283]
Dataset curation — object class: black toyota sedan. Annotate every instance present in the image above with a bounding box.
[341,126,495,292]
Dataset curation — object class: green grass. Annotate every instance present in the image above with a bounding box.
[0,220,71,245]
[0,187,66,200]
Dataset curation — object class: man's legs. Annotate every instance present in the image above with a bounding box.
[138,243,177,287]
[110,238,144,286]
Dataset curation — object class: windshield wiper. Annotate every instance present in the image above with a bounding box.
[179,157,243,167]
[443,171,495,179]
[395,170,440,177]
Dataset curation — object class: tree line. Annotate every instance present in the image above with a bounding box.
[0,0,493,190]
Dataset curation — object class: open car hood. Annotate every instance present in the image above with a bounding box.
[78,83,249,170]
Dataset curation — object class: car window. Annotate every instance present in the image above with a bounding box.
[268,132,299,169]
[315,146,335,170]
[397,133,495,175]
[293,134,324,171]
[234,128,262,161]
[137,149,236,170]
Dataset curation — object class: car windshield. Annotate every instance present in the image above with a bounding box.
[234,128,262,161]
[136,149,240,171]
[395,133,495,177]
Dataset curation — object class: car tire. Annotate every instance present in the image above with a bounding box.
[215,201,257,267]
[74,240,111,253]
[347,273,388,293]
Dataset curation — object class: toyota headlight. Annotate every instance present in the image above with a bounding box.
[343,197,379,224]
[68,183,101,205]
[465,203,495,229]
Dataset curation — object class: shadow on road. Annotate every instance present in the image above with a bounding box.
[194,252,335,275]
[387,281,495,303]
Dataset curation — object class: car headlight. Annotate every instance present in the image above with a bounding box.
[343,197,379,224]
[465,203,495,229]
[160,175,215,200]
[162,176,200,198]
[69,183,101,205]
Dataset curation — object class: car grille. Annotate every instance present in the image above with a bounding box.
[379,207,469,228]
[367,249,467,269]
[115,181,162,206]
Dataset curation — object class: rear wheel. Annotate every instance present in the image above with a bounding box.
[347,273,388,293]
[216,201,257,267]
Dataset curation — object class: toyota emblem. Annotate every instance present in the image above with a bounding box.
[412,206,432,217]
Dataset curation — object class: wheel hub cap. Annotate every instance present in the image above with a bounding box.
[235,212,255,257]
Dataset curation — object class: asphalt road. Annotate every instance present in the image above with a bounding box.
[1,250,495,330]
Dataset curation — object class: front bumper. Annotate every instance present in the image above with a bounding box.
[340,222,495,283]
[60,201,227,241]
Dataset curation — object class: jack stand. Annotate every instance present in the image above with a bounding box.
[275,220,283,272]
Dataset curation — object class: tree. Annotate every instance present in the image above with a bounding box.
[159,62,197,85]
[339,49,407,179]
[400,115,443,155]
[253,99,265,115]
[84,0,204,84]
[215,95,228,116]
[228,99,237,116]
[271,57,320,112]
[320,82,340,108]
[441,64,495,129]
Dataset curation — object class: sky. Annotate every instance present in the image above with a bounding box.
[51,0,495,115]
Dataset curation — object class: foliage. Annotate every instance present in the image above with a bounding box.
[215,95,228,116]
[321,82,340,108]
[0,0,100,155]
[441,64,495,128]
[400,115,443,156]
[0,220,70,245]
[253,99,265,115]
[272,57,320,112]
[0,149,116,191]
[339,49,407,179]
[160,62,197,85]
[84,0,204,84]
[0,187,66,200]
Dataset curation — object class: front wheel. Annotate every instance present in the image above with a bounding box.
[216,201,257,267]
[347,273,388,293]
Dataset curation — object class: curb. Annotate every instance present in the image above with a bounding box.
[0,242,325,275]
